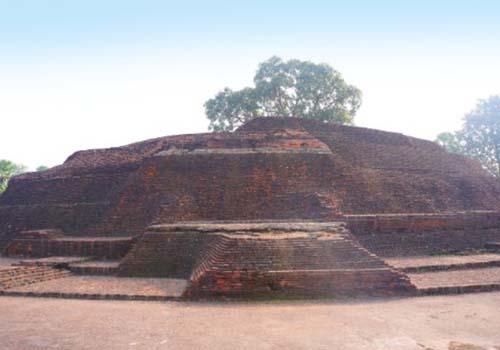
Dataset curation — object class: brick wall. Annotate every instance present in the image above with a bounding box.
[117,232,221,278]
[97,152,341,236]
[185,269,414,298]
[0,203,109,250]
[241,117,500,214]
[4,236,132,259]
[346,212,500,256]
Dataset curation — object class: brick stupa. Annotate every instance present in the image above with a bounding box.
[1,117,500,298]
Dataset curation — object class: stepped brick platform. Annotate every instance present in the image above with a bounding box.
[2,276,187,301]
[69,260,120,275]
[0,265,71,290]
[16,256,94,268]
[486,241,500,251]
[3,232,133,259]
[385,253,500,296]
[409,267,500,295]
[386,254,500,273]
[118,222,415,298]
[0,256,28,267]
[346,212,500,257]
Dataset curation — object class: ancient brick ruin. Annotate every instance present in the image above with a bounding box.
[1,117,500,299]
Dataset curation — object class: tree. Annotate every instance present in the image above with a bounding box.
[36,165,49,171]
[436,132,463,155]
[436,95,500,177]
[204,56,362,131]
[0,160,27,194]
[459,95,500,176]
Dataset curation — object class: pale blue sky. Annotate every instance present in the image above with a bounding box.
[1,1,500,168]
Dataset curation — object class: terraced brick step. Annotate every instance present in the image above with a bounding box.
[409,267,500,295]
[186,231,416,297]
[199,236,390,271]
[0,291,180,301]
[69,260,120,275]
[485,242,500,251]
[0,266,71,290]
[0,266,59,279]
[4,236,133,259]
[2,275,187,300]
[16,256,94,268]
[386,254,500,273]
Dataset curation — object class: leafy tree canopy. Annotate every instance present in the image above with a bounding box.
[36,165,49,171]
[0,160,27,194]
[436,95,500,177]
[204,56,362,131]
[436,132,463,155]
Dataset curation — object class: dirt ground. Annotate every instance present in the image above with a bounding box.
[0,293,499,350]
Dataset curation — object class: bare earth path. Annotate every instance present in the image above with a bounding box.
[1,293,500,350]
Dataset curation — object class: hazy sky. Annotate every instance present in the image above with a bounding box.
[1,0,500,169]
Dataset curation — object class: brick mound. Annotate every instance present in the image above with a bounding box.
[118,222,415,298]
[2,117,500,249]
[2,117,500,299]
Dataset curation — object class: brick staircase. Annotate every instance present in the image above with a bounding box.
[185,227,415,298]
[188,235,229,283]
[2,230,135,279]
[0,265,71,290]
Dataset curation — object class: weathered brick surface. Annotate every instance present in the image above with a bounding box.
[2,118,500,298]
[4,236,132,259]
[119,222,415,297]
[386,254,500,273]
[117,232,220,278]
[0,203,108,249]
[0,265,71,290]
[96,153,341,235]
[2,117,500,250]
[69,261,120,275]
[408,267,500,295]
[1,275,187,299]
[186,269,413,298]
[184,230,416,297]
[345,212,500,256]
[241,118,500,214]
